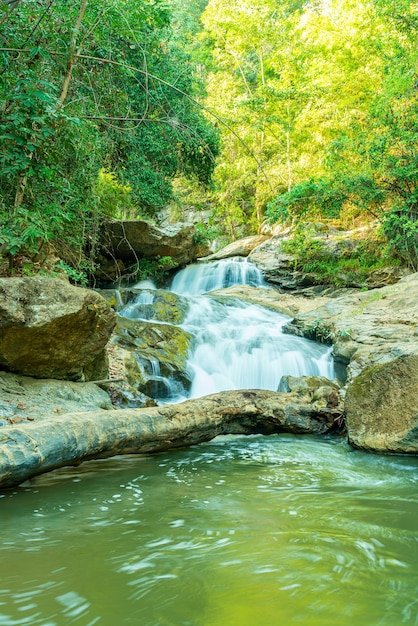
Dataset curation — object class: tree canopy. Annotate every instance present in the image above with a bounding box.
[1,0,417,278]
[0,0,219,278]
[199,0,418,267]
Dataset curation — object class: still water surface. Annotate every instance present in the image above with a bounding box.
[1,435,417,626]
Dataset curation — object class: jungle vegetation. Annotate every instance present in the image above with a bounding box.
[1,0,417,281]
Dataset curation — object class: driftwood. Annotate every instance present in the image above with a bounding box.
[0,389,343,489]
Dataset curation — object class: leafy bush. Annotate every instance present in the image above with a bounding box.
[280,226,400,287]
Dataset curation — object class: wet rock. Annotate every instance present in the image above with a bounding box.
[345,354,418,454]
[0,277,116,381]
[208,285,336,317]
[117,288,189,325]
[111,316,192,399]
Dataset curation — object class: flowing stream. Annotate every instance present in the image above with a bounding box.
[124,258,334,402]
[0,259,417,626]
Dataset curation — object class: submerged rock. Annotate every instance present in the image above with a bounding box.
[0,277,116,381]
[345,354,418,454]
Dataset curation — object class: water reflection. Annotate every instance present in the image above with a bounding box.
[0,436,417,626]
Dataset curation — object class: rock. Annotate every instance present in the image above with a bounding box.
[0,277,116,381]
[112,315,192,399]
[105,343,157,409]
[0,388,344,488]
[249,230,410,289]
[248,236,302,288]
[100,220,209,269]
[199,235,270,261]
[0,371,113,426]
[115,288,189,324]
[97,288,191,403]
[345,354,418,454]
[277,375,341,410]
[94,255,126,283]
[208,285,337,317]
[284,272,418,383]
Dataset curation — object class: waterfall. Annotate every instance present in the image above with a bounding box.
[171,257,266,295]
[119,258,335,403]
[171,258,335,399]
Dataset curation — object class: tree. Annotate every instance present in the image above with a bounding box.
[267,0,418,268]
[0,0,219,277]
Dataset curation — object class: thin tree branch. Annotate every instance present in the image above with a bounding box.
[0,46,274,192]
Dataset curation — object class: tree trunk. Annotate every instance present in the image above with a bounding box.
[0,389,342,489]
[59,0,88,105]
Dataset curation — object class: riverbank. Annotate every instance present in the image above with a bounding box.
[0,262,417,488]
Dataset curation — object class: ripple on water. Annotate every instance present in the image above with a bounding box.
[0,436,417,626]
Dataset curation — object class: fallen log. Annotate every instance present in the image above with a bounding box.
[0,389,343,489]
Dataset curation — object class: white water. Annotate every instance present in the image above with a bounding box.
[171,260,334,399]
[124,258,335,401]
[170,257,266,295]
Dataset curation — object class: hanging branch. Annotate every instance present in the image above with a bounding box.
[0,46,274,193]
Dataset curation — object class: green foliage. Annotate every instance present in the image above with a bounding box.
[280,225,400,287]
[303,319,336,345]
[94,169,133,219]
[128,256,177,286]
[193,221,219,246]
[196,0,417,263]
[383,208,418,270]
[0,0,219,281]
[266,180,347,224]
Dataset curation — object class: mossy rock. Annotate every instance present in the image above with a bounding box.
[99,288,189,324]
[345,354,418,453]
[112,317,192,398]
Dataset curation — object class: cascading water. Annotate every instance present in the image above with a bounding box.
[170,256,266,295]
[121,257,335,402]
[170,258,334,399]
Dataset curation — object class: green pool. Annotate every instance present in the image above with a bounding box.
[0,435,417,625]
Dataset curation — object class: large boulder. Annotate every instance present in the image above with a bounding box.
[0,277,116,381]
[345,355,418,454]
[199,235,269,261]
[100,220,209,269]
[283,272,418,383]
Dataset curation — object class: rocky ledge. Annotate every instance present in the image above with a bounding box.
[207,273,418,455]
